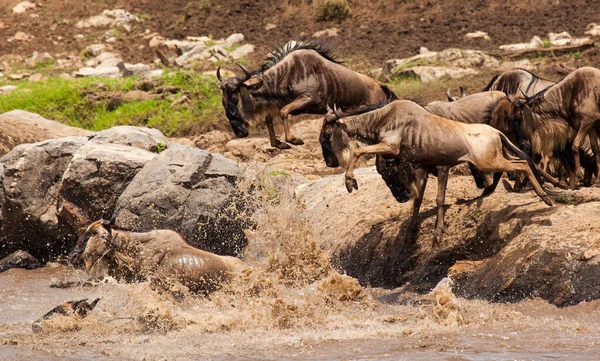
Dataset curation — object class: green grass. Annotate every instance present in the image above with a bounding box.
[269,169,290,177]
[542,38,552,48]
[0,71,225,136]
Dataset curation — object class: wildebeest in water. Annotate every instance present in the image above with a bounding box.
[217,41,396,149]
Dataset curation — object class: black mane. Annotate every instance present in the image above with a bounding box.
[261,41,341,71]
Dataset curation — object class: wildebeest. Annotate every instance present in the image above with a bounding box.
[509,67,600,187]
[69,220,245,292]
[445,87,466,102]
[32,298,100,333]
[217,41,396,149]
[482,68,556,96]
[320,100,553,242]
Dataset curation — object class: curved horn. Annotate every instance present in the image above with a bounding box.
[326,104,333,113]
[446,88,454,102]
[236,62,252,80]
[333,104,342,119]
[216,66,223,83]
[459,86,466,97]
[519,89,531,102]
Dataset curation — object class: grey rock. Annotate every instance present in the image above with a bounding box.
[0,250,40,272]
[1,137,88,259]
[114,145,249,256]
[57,142,157,233]
[229,44,255,60]
[88,126,169,152]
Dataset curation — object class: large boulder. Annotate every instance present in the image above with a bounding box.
[296,167,600,306]
[0,110,92,156]
[1,137,89,258]
[57,141,157,234]
[114,145,250,257]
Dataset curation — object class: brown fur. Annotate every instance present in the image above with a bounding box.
[220,41,395,149]
[483,68,556,96]
[71,221,245,293]
[514,67,600,187]
[322,100,553,243]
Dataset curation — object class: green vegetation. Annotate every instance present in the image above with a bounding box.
[269,169,290,177]
[156,142,167,153]
[541,38,552,48]
[314,0,350,22]
[554,193,574,205]
[0,71,226,136]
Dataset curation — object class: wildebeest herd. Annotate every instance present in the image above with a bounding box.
[217,41,600,243]
[40,41,599,308]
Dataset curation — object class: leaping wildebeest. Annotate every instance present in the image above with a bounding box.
[217,41,396,149]
[509,67,600,187]
[482,68,556,96]
[320,100,553,243]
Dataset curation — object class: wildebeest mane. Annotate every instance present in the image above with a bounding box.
[261,41,341,71]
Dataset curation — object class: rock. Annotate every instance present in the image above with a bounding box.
[0,110,92,156]
[229,44,255,60]
[585,23,600,37]
[149,35,166,48]
[123,63,150,76]
[59,73,72,80]
[297,167,600,307]
[76,15,113,28]
[75,34,84,39]
[28,73,43,82]
[8,73,30,80]
[103,9,138,26]
[88,126,169,153]
[398,66,478,82]
[186,36,212,43]
[0,86,18,95]
[464,31,491,41]
[264,23,277,31]
[173,44,210,66]
[312,28,339,38]
[0,250,40,272]
[1,136,89,259]
[548,31,572,42]
[57,142,157,233]
[12,1,36,14]
[105,36,117,43]
[226,33,244,45]
[27,51,54,67]
[13,32,32,41]
[74,66,121,78]
[85,44,108,56]
[114,145,250,256]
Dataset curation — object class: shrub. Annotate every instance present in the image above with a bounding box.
[314,0,350,22]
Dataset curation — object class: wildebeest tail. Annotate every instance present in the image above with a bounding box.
[499,133,545,187]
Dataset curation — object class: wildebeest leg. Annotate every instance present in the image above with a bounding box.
[405,173,427,243]
[480,172,502,197]
[280,95,314,146]
[588,128,600,186]
[468,164,487,189]
[344,142,397,193]
[479,158,552,206]
[265,114,290,149]
[572,121,595,187]
[433,166,449,244]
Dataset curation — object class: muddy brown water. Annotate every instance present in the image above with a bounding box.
[2,193,600,360]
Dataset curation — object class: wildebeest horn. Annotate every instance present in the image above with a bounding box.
[333,104,342,119]
[326,104,333,113]
[446,88,454,102]
[519,89,531,102]
[216,66,223,83]
[459,86,466,97]
[236,62,252,81]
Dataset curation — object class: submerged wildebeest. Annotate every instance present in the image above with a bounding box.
[482,68,556,96]
[32,298,100,333]
[320,100,553,242]
[217,41,396,149]
[69,220,245,293]
[508,67,600,187]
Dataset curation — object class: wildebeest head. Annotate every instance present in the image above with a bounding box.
[502,89,547,151]
[68,219,114,275]
[217,63,264,138]
[320,105,352,168]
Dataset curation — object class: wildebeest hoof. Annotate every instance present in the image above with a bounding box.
[558,181,569,190]
[274,141,292,150]
[345,177,358,193]
[287,137,305,146]
[501,179,513,192]
[542,195,554,206]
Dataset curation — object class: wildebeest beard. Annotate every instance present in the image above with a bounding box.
[319,129,339,167]
[224,95,249,138]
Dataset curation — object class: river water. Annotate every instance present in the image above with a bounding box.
[1,194,599,360]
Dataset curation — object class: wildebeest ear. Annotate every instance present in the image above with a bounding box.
[243,76,263,90]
